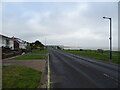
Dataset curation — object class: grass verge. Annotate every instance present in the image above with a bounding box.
[32,49,48,54]
[61,50,119,64]
[2,65,42,88]
[9,55,47,60]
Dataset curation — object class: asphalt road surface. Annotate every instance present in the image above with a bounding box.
[49,49,119,88]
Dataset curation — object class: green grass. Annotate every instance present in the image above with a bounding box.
[103,50,120,56]
[61,50,119,64]
[32,49,48,54]
[68,49,120,56]
[10,55,47,60]
[2,65,42,88]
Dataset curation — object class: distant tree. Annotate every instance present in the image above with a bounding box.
[35,40,44,46]
[30,40,44,50]
[57,46,61,50]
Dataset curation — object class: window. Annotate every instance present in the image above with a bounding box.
[2,39,4,44]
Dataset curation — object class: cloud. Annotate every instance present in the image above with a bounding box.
[2,0,119,2]
[2,2,118,49]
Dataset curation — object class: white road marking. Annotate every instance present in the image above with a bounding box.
[103,73,119,83]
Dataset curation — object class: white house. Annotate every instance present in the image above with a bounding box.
[0,35,14,50]
[16,38,27,49]
[12,37,28,49]
[0,35,28,50]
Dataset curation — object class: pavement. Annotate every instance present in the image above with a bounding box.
[49,49,119,88]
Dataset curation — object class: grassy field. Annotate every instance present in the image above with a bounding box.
[10,55,47,60]
[61,50,119,64]
[32,49,48,54]
[2,65,42,88]
[75,50,119,56]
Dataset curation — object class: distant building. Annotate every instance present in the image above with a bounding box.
[46,45,63,49]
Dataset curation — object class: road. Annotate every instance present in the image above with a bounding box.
[49,49,119,88]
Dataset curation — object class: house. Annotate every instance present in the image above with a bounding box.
[12,37,27,50]
[0,35,14,50]
[0,34,28,50]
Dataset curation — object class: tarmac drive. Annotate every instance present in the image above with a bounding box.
[3,60,46,72]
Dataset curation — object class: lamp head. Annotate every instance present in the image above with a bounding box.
[103,16,111,19]
[103,17,106,18]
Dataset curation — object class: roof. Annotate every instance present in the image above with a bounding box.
[0,34,13,40]
[12,37,26,44]
[0,34,28,44]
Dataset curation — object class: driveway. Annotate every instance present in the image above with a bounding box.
[3,60,46,72]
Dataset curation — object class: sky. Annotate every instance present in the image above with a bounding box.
[1,1,119,50]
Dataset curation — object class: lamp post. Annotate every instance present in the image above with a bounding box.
[103,16,112,60]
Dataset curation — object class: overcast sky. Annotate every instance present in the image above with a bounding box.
[1,1,118,50]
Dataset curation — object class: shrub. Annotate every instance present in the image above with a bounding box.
[97,49,104,53]
[80,49,84,51]
[2,46,11,53]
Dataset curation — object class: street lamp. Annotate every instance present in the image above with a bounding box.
[103,16,112,60]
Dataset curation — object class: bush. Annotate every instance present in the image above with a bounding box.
[2,46,31,59]
[97,49,104,53]
[2,46,11,53]
[80,49,83,51]
[2,51,22,59]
